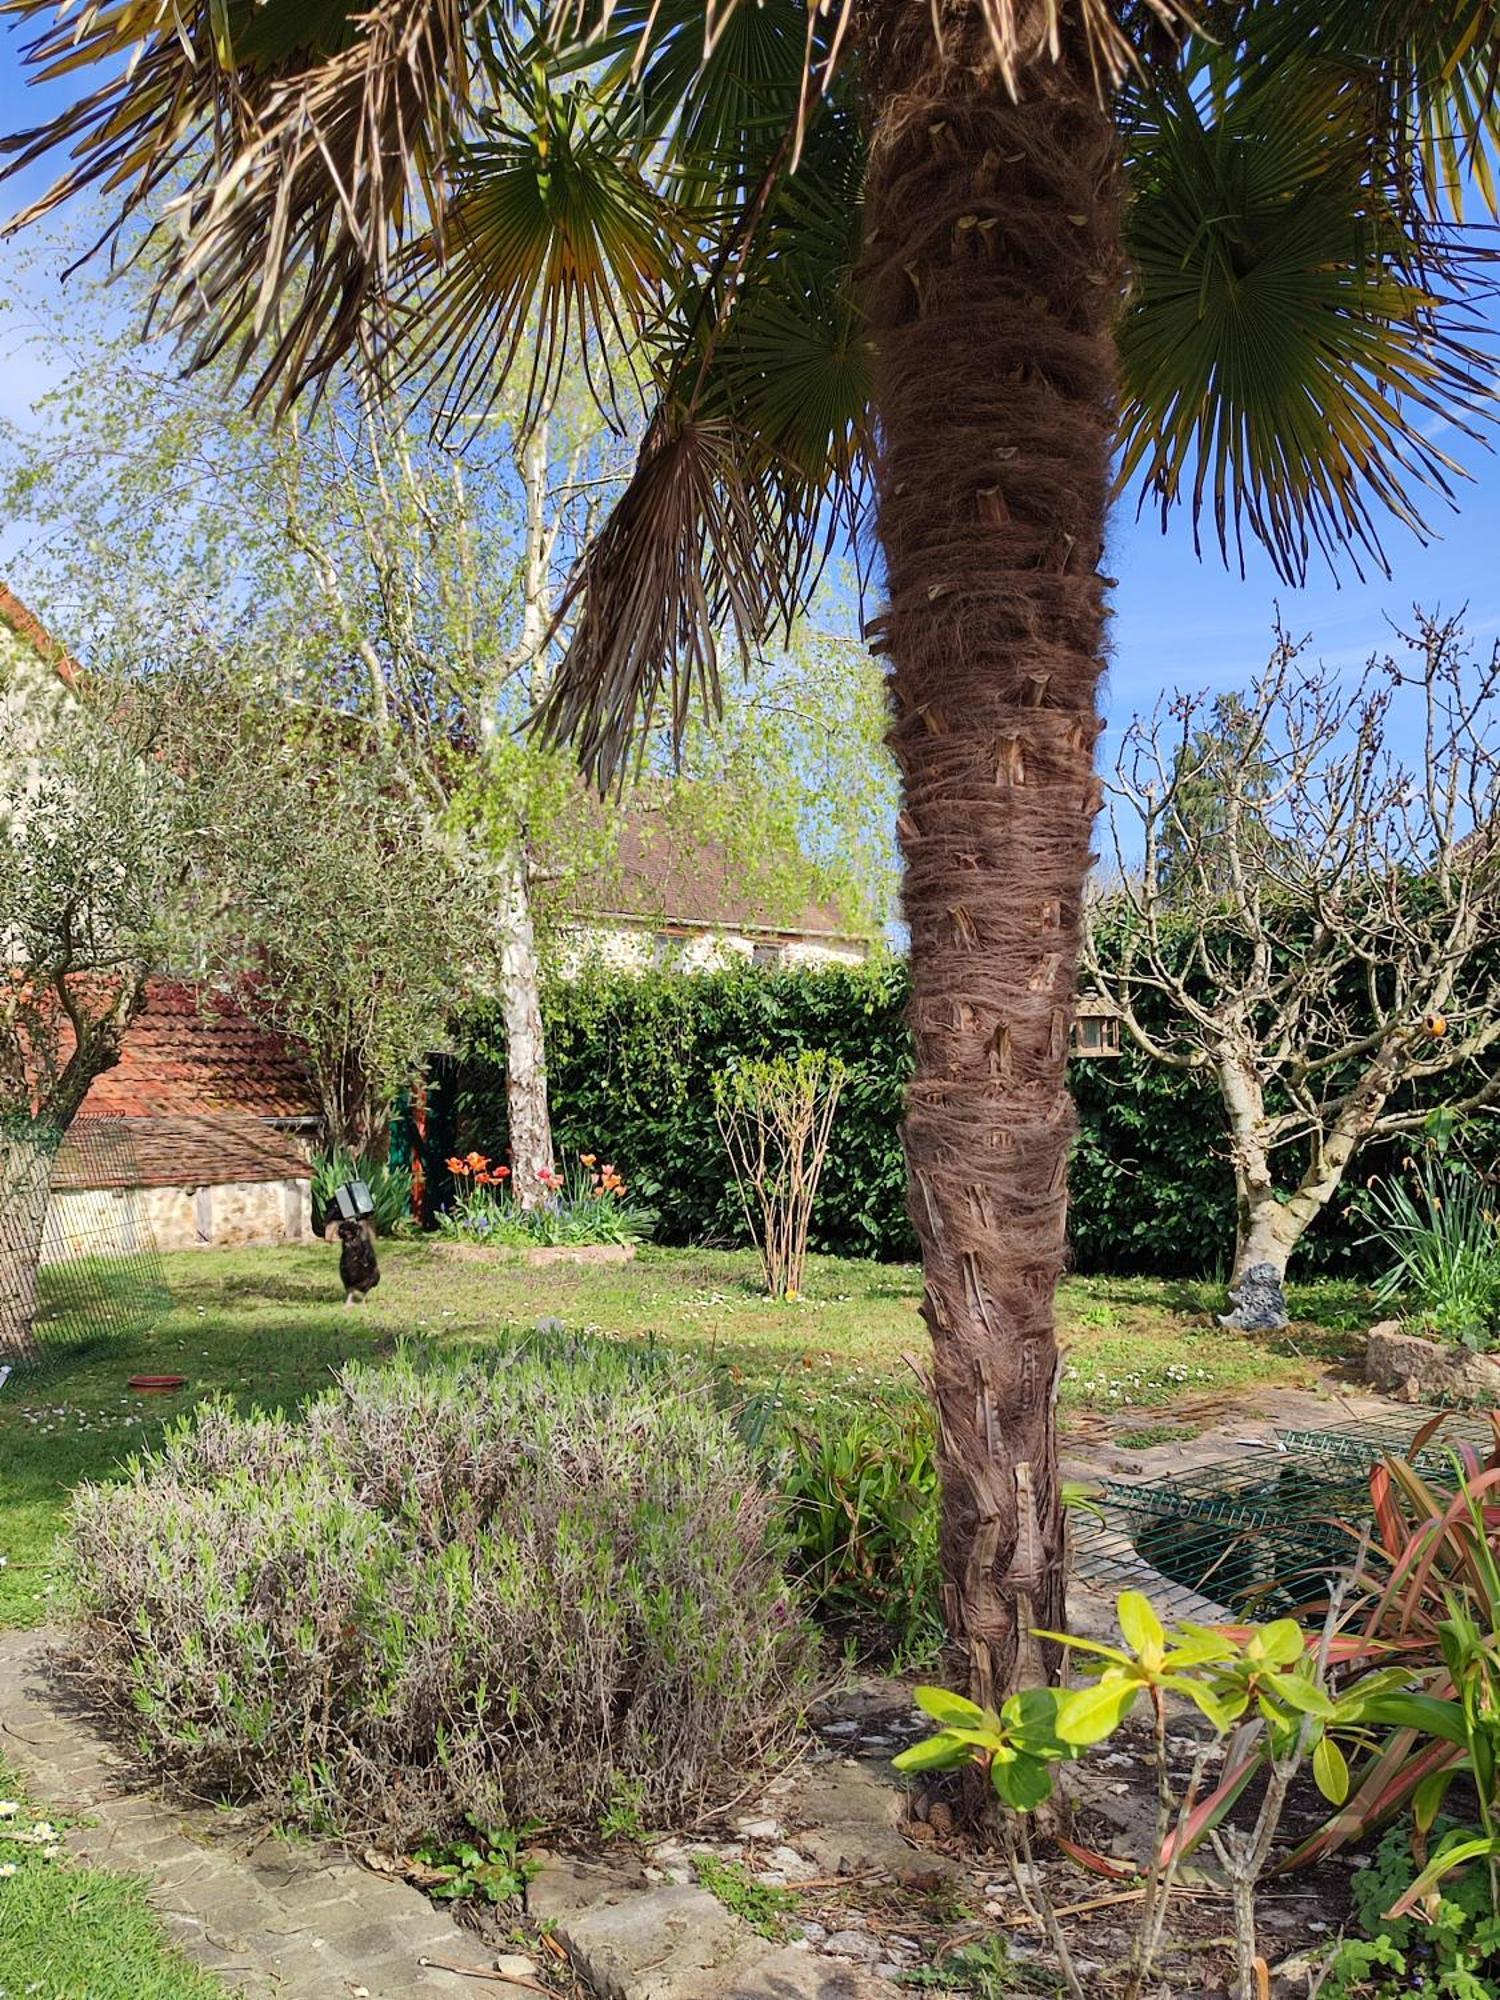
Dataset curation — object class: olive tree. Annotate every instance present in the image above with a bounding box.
[0,653,184,1356]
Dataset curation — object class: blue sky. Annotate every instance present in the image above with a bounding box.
[2,33,1498,758]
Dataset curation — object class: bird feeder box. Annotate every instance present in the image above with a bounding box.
[330,1179,376,1223]
[1071,993,1122,1059]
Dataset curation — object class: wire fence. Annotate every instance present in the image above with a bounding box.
[1,1117,170,1387]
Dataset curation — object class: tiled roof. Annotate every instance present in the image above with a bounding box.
[78,980,319,1121]
[565,804,867,941]
[53,1113,311,1192]
[0,583,79,684]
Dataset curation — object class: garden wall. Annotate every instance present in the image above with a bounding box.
[451,962,1421,1278]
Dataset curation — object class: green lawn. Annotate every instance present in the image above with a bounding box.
[0,1242,1366,1629]
[0,1760,224,1999]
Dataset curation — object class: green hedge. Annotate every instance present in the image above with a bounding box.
[452,961,1384,1277]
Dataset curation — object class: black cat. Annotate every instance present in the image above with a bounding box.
[334,1218,380,1306]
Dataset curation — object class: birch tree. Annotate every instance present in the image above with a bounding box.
[1085,614,1500,1321]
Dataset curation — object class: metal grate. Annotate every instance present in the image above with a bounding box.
[3,1118,170,1383]
[1274,1410,1499,1470]
[1099,1444,1381,1623]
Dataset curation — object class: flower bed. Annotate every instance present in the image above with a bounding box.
[438,1151,655,1250]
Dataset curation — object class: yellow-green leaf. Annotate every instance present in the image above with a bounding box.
[1056,1677,1140,1747]
[1313,1734,1349,1806]
[1118,1592,1166,1662]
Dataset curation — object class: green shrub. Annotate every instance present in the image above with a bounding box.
[453,961,1449,1276]
[748,1390,944,1664]
[311,1150,415,1237]
[1360,1159,1500,1349]
[66,1345,817,1845]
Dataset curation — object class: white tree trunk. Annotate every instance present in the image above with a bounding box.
[0,1127,55,1361]
[486,411,556,1209]
[497,849,554,1208]
[1233,1189,1303,1284]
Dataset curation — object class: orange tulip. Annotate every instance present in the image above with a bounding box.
[581,1152,597,1167]
[495,1164,511,1179]
[465,1151,488,1171]
[446,1156,467,1175]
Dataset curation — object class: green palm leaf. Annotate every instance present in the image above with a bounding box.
[396,71,685,427]
[1118,65,1497,581]
[1245,1,1500,221]
[533,93,870,782]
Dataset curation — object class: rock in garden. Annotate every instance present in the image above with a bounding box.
[1365,1321,1500,1403]
[1218,1262,1290,1331]
[823,1930,881,1962]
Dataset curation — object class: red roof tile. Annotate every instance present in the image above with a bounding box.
[0,582,79,685]
[53,1113,311,1192]
[78,981,319,1122]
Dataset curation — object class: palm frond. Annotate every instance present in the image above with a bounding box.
[568,0,810,204]
[1118,65,1500,583]
[533,95,869,786]
[392,72,685,429]
[553,0,1193,106]
[531,409,788,784]
[1241,0,1500,221]
[4,0,472,411]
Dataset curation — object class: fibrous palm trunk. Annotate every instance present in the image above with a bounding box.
[863,2,1123,1705]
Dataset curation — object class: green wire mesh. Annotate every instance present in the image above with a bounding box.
[1092,1445,1384,1623]
[3,1119,170,1385]
[1273,1411,1498,1470]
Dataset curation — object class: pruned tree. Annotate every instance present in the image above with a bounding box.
[0,655,184,1356]
[1085,614,1500,1322]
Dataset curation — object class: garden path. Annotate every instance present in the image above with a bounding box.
[0,1627,498,1999]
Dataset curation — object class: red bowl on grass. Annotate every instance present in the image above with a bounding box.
[127,1375,187,1393]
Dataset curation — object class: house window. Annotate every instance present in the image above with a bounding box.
[652,931,684,969]
[751,941,783,970]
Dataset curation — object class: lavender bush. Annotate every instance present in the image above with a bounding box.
[67,1344,817,1843]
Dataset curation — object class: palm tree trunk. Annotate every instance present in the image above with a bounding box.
[863,3,1123,1705]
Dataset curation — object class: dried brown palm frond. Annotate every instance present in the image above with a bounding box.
[4,0,473,410]
[553,0,1195,106]
[532,404,848,786]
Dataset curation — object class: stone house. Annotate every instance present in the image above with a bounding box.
[44,981,320,1256]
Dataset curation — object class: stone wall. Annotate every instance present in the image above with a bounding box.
[44,1177,312,1259]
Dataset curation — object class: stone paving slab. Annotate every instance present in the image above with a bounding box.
[555,1882,768,1999]
[0,1628,500,1999]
